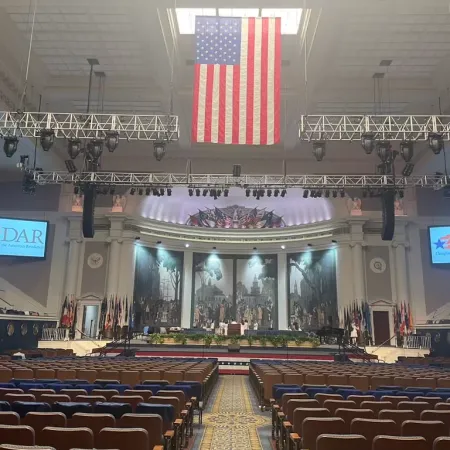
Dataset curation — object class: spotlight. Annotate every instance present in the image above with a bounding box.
[340,189,345,198]
[102,186,108,195]
[130,188,136,195]
[87,139,104,161]
[39,129,55,152]
[398,190,404,199]
[217,190,222,197]
[303,190,309,198]
[153,141,166,161]
[332,190,338,198]
[267,189,272,197]
[203,189,208,197]
[224,189,229,197]
[152,188,159,196]
[167,188,172,196]
[281,245,286,250]
[312,141,326,161]
[145,187,151,196]
[64,159,77,173]
[22,172,36,195]
[185,243,190,248]
[245,189,250,197]
[3,136,19,158]
[160,188,164,196]
[196,188,201,197]
[400,141,414,162]
[138,188,143,196]
[110,186,115,195]
[105,131,120,152]
[253,247,257,251]
[274,189,280,197]
[361,132,376,154]
[317,190,322,198]
[331,239,337,244]
[402,163,414,177]
[67,139,82,160]
[362,189,368,198]
[429,133,444,155]
[210,189,215,197]
[252,189,257,197]
[74,186,80,195]
[258,189,265,197]
[232,164,241,177]
[281,189,287,197]
[212,246,217,250]
[325,190,330,198]
[156,241,162,245]
[307,243,312,247]
[376,141,391,162]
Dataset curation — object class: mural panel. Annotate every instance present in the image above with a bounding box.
[133,246,183,329]
[192,253,278,329]
[288,249,338,331]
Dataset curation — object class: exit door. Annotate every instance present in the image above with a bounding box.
[373,310,391,346]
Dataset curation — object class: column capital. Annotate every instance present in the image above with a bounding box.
[391,241,409,249]
[105,237,124,244]
[349,241,367,248]
[65,238,83,244]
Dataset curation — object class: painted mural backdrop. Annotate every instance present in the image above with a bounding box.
[288,249,338,331]
[192,253,277,329]
[133,246,183,329]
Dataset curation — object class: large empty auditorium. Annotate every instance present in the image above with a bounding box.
[0,1,450,450]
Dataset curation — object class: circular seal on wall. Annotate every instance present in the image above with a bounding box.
[370,257,386,274]
[6,323,14,336]
[33,323,39,336]
[87,253,104,269]
[21,323,28,336]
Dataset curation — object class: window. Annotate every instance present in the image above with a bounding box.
[175,8,303,35]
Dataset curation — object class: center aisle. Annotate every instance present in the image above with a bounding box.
[197,375,271,450]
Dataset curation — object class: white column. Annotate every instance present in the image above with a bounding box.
[106,239,122,296]
[117,239,136,298]
[336,243,353,315]
[394,242,409,305]
[278,253,288,331]
[181,251,193,328]
[65,238,81,296]
[350,242,365,302]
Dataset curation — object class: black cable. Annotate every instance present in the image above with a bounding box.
[33,94,42,169]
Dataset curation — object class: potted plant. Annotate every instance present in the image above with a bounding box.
[258,336,268,347]
[204,334,214,348]
[174,333,187,345]
[213,334,226,347]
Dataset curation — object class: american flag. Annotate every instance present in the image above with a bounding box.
[192,16,281,145]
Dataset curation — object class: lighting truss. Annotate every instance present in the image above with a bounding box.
[28,171,447,190]
[0,111,179,141]
[299,115,450,141]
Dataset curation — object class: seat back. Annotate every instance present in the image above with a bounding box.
[5,393,36,403]
[0,411,19,425]
[436,403,450,410]
[360,401,393,415]
[316,434,369,450]
[120,413,164,449]
[381,395,406,407]
[335,408,375,432]
[373,435,428,450]
[0,424,35,446]
[348,376,369,391]
[280,393,308,412]
[398,401,430,419]
[416,397,443,407]
[285,399,319,421]
[347,395,376,407]
[22,412,66,445]
[315,394,344,407]
[40,394,71,405]
[74,394,106,405]
[421,410,450,429]
[350,418,398,443]
[60,389,87,401]
[323,399,357,416]
[302,417,346,450]
[402,420,448,447]
[98,427,148,450]
[434,437,450,450]
[148,396,180,418]
[40,427,94,450]
[71,413,115,446]
[292,407,330,434]
[157,389,186,406]
[111,395,143,412]
[378,409,416,432]
[124,389,153,402]
[92,389,120,400]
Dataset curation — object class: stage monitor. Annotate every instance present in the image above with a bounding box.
[429,226,450,265]
[0,217,49,259]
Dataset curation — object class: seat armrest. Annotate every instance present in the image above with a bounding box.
[186,402,192,408]
[270,398,276,405]
[174,418,183,426]
[273,404,280,411]
[290,433,300,443]
[181,409,188,416]
[191,396,197,403]
[277,412,285,419]
[164,431,175,439]
[154,446,165,450]
[283,421,292,429]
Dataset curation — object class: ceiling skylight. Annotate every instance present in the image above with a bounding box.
[175,8,303,35]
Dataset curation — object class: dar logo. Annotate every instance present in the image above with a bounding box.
[434,234,450,250]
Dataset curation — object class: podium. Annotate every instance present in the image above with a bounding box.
[227,323,241,336]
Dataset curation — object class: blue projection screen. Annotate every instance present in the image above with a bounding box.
[429,226,450,265]
[0,218,48,258]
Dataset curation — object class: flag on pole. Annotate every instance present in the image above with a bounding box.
[192,16,281,145]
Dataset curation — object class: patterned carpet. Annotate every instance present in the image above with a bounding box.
[198,376,271,450]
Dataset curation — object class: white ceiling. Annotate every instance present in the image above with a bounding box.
[0,0,449,176]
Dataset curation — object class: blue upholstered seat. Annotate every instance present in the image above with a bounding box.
[274,386,303,401]
[18,383,45,391]
[272,384,300,399]
[336,389,363,399]
[104,384,131,394]
[305,387,333,398]
[0,401,11,411]
[135,403,175,427]
[365,390,396,400]
[93,401,132,418]
[74,384,101,394]
[12,401,51,417]
[51,401,92,418]
[396,391,424,400]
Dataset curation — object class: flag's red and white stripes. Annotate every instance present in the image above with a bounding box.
[192,16,281,145]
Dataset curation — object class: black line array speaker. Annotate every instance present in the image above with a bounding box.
[381,190,395,241]
[82,184,96,238]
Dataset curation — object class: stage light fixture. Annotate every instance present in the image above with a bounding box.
[39,129,55,151]
[331,239,337,244]
[361,132,376,154]
[74,186,80,195]
[185,243,190,248]
[105,131,119,152]
[274,189,280,197]
[196,188,201,197]
[303,190,309,198]
[167,188,172,196]
[402,163,414,177]
[3,136,19,157]
[281,245,286,250]
[110,186,115,195]
[87,139,104,162]
[224,188,229,197]
[217,189,222,197]
[376,141,391,162]
[317,190,322,198]
[188,188,193,196]
[362,189,368,198]
[253,189,257,197]
[400,140,414,162]
[67,138,82,159]
[258,189,265,197]
[138,188,143,196]
[160,188,165,196]
[325,190,330,198]
[307,243,312,247]
[232,164,241,177]
[312,141,326,161]
[398,190,404,199]
[153,141,166,161]
[130,188,136,195]
[332,190,338,198]
[310,190,316,198]
[267,189,272,197]
[429,133,444,155]
[65,159,77,173]
[253,247,257,251]
[203,189,208,197]
[156,240,162,245]
[245,189,250,197]
[281,189,287,197]
[145,187,151,196]
[210,189,215,197]
[340,189,345,198]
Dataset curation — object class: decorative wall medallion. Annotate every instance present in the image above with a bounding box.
[21,323,28,336]
[87,253,104,269]
[33,323,39,336]
[6,323,14,336]
[370,257,386,274]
